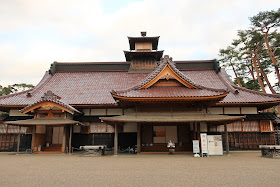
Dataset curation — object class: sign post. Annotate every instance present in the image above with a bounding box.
[200,133,208,157]
[193,140,200,157]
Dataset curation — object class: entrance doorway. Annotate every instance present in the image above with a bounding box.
[52,127,64,144]
[141,124,192,152]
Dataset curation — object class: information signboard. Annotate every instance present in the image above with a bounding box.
[193,140,200,153]
[200,133,208,154]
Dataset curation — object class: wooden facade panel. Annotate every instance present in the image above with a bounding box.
[222,132,275,150]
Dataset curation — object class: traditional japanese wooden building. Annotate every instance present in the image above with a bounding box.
[0,32,279,154]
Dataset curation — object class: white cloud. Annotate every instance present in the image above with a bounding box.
[0,0,279,86]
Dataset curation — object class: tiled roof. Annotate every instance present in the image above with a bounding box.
[112,87,226,98]
[112,55,227,98]
[0,72,148,106]
[0,58,279,107]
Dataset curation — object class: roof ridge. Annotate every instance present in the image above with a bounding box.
[0,89,32,100]
[217,69,239,94]
[56,62,129,65]
[29,72,53,95]
[232,85,280,98]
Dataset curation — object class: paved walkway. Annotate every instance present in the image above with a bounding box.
[0,152,279,187]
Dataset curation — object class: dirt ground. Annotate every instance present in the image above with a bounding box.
[0,151,279,187]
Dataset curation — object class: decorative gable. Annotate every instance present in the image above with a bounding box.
[20,91,81,115]
[139,63,198,89]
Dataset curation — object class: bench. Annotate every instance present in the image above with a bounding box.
[259,145,280,159]
[79,145,107,156]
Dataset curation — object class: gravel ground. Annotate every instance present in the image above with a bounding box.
[0,151,279,187]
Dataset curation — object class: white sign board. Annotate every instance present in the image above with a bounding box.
[200,133,208,154]
[207,135,223,156]
[193,140,200,153]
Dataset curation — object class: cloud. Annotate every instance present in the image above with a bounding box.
[0,0,279,86]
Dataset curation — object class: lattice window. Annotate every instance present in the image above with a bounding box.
[243,121,259,132]
[260,120,273,132]
[0,124,7,133]
[217,125,224,132]
[90,123,115,133]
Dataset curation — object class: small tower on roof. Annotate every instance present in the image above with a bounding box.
[124,32,164,73]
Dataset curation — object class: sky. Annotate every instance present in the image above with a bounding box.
[0,0,279,87]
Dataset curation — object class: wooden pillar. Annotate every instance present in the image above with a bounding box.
[17,126,22,154]
[192,122,196,140]
[62,126,66,153]
[31,126,36,152]
[225,123,229,155]
[137,124,141,153]
[68,125,73,154]
[197,122,201,141]
[114,124,118,156]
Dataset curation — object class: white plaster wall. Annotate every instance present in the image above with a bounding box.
[83,109,90,115]
[107,108,123,115]
[9,110,29,116]
[200,122,208,132]
[207,107,223,114]
[124,108,135,115]
[241,107,258,114]
[91,109,106,115]
[123,123,137,132]
[224,107,240,114]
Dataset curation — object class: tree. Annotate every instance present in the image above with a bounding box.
[219,9,280,94]
[250,9,280,86]
[0,83,34,96]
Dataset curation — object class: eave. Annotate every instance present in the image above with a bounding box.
[112,93,229,102]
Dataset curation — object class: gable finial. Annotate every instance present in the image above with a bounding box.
[42,91,61,101]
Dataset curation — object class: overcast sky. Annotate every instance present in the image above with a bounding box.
[0,0,279,87]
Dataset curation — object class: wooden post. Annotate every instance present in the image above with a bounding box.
[192,122,196,140]
[114,124,118,156]
[62,126,66,153]
[17,126,22,154]
[68,125,73,154]
[225,123,229,155]
[137,124,141,153]
[31,126,36,152]
[197,123,201,153]
[197,122,201,141]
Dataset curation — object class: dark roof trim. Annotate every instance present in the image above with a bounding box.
[49,62,131,73]
[124,51,164,61]
[225,113,278,120]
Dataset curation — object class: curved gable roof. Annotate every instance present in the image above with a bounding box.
[20,91,81,114]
